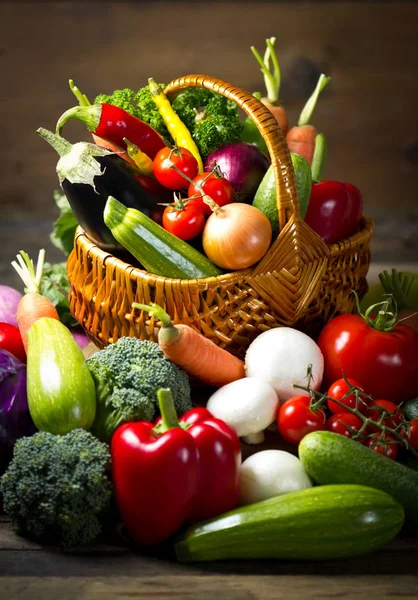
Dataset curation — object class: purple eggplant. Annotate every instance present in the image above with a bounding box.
[0,350,36,474]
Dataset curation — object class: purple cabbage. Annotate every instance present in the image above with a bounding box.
[0,349,36,474]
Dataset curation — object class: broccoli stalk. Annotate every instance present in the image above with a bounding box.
[86,337,191,442]
[1,429,112,548]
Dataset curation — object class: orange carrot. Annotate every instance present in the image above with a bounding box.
[133,302,245,387]
[286,74,331,164]
[251,37,288,136]
[11,250,60,352]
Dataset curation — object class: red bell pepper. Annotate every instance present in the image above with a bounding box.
[55,81,166,160]
[304,133,363,244]
[111,389,241,546]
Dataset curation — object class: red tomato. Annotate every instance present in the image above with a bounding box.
[326,412,363,439]
[162,200,205,241]
[277,395,326,445]
[366,434,399,461]
[327,378,368,414]
[317,314,418,404]
[153,147,198,190]
[188,172,233,215]
[406,419,418,450]
[0,322,26,362]
[368,400,403,430]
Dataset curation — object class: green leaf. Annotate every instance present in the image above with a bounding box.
[50,190,78,256]
[39,261,77,328]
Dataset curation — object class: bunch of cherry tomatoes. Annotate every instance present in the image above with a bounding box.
[153,147,233,241]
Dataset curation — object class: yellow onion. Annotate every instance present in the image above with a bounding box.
[202,202,272,270]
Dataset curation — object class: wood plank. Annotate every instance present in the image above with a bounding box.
[2,574,418,600]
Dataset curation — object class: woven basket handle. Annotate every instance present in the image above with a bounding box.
[165,75,300,228]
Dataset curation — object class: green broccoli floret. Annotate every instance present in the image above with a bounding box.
[1,430,112,548]
[87,337,191,442]
[94,85,170,140]
[172,89,244,158]
[95,88,142,119]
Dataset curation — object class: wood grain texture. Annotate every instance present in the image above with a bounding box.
[1,1,418,276]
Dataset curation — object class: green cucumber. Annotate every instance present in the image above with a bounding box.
[252,152,312,237]
[402,398,418,421]
[299,431,418,526]
[104,196,222,279]
[175,484,403,563]
[27,318,96,435]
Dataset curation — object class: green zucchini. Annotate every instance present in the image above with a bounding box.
[299,431,418,526]
[27,318,96,435]
[175,484,403,563]
[104,196,222,279]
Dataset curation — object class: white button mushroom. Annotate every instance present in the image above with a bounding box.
[239,450,312,505]
[206,377,279,445]
[245,327,324,401]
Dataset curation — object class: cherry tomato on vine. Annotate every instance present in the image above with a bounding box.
[366,433,399,461]
[317,303,418,404]
[326,412,363,439]
[162,199,205,241]
[277,395,326,446]
[0,322,26,363]
[153,147,199,190]
[405,419,418,450]
[188,172,233,215]
[368,399,403,430]
[327,378,368,414]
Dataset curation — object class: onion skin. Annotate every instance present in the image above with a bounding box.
[202,203,272,270]
[205,142,270,203]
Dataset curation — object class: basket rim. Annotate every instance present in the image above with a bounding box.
[73,213,374,286]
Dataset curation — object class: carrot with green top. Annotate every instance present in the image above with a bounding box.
[148,78,204,173]
[286,74,331,165]
[11,250,60,352]
[132,302,245,387]
[251,37,288,136]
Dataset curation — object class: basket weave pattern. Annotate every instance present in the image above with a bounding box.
[67,75,373,357]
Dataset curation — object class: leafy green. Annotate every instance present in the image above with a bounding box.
[40,261,77,327]
[50,190,78,256]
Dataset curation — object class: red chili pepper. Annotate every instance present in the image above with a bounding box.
[304,180,363,244]
[55,82,166,160]
[111,389,241,546]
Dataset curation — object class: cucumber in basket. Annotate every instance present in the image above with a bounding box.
[104,196,222,279]
[253,152,312,237]
[299,431,418,526]
[175,484,404,562]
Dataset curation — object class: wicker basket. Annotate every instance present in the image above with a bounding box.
[67,74,374,358]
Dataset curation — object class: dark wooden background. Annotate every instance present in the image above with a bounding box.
[1,1,418,289]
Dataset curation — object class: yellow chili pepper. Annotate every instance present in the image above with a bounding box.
[123,137,154,177]
[148,78,204,173]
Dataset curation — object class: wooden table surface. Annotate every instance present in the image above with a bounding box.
[2,262,418,598]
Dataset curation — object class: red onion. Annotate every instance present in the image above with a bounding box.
[0,286,22,327]
[205,142,270,203]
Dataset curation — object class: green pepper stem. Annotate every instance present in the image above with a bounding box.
[55,104,101,136]
[311,133,327,183]
[36,128,72,157]
[298,74,331,127]
[148,77,161,97]
[123,137,139,157]
[69,79,91,107]
[157,388,180,431]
